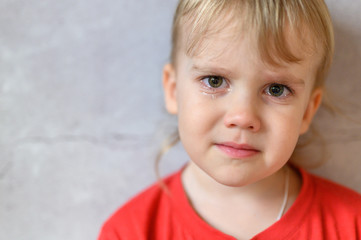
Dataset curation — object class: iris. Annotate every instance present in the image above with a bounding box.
[269,84,285,97]
[208,76,223,88]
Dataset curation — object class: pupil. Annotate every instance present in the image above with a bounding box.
[270,84,284,96]
[209,77,222,88]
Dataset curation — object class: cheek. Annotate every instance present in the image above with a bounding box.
[176,93,212,161]
[177,90,223,144]
[178,86,220,124]
[265,107,305,152]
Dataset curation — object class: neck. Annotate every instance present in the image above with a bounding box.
[181,161,302,239]
[182,161,287,202]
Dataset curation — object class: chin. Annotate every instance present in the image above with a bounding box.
[211,171,254,188]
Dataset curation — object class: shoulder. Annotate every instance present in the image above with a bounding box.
[98,170,182,240]
[304,169,361,210]
[297,169,361,238]
[272,168,361,240]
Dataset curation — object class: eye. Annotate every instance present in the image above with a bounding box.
[201,76,228,89]
[265,83,292,98]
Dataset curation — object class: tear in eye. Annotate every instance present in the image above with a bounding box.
[199,76,230,95]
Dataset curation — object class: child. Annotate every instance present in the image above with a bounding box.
[99,0,361,239]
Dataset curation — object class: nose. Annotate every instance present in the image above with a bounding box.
[223,97,261,132]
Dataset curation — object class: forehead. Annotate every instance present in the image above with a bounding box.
[176,7,322,70]
[176,18,323,89]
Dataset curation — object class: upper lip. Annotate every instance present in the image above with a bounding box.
[216,142,260,151]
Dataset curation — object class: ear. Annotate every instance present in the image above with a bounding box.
[300,88,323,134]
[162,63,178,114]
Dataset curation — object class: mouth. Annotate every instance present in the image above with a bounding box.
[215,142,260,159]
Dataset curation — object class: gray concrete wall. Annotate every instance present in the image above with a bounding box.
[0,0,360,239]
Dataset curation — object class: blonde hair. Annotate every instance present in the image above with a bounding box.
[156,0,335,176]
[171,0,334,87]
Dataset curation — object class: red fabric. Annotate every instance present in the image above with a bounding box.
[98,168,361,240]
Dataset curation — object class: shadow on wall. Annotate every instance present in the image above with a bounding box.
[327,22,361,113]
[295,20,361,151]
[312,20,361,144]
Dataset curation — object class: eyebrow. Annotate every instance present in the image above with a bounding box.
[190,64,235,77]
[266,72,306,86]
[191,63,306,86]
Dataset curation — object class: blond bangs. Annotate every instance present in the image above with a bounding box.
[171,0,334,87]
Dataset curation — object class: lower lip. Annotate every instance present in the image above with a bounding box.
[216,144,260,159]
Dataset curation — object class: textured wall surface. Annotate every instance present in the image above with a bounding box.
[0,0,360,239]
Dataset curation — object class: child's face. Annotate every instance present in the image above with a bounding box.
[163,21,323,187]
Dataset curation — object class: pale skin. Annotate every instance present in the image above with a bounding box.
[162,20,323,239]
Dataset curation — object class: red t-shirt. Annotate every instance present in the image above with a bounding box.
[98,168,361,239]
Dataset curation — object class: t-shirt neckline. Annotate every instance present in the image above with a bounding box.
[170,166,315,239]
